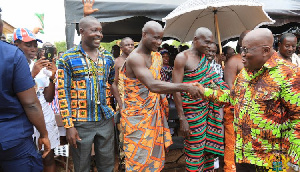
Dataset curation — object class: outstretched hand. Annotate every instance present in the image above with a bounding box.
[186,83,205,99]
[82,0,99,17]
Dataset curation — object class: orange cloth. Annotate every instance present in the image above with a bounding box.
[120,52,172,171]
[224,106,236,172]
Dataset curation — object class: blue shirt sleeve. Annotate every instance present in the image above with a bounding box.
[13,49,35,93]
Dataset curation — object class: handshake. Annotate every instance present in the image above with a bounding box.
[186,83,205,99]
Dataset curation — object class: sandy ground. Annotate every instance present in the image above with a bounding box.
[56,148,186,172]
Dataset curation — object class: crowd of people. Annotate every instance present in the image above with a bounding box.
[1,1,300,172]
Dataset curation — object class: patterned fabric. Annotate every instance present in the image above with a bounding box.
[50,74,60,114]
[160,65,173,99]
[209,59,223,78]
[182,54,228,171]
[203,52,300,168]
[223,106,236,172]
[160,65,173,82]
[57,44,115,128]
[118,66,125,103]
[120,52,172,171]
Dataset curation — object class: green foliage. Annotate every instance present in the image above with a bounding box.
[171,40,191,48]
[54,41,67,54]
[101,40,120,52]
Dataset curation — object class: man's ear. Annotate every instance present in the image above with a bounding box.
[79,28,84,36]
[193,36,197,43]
[142,31,147,38]
[278,42,281,51]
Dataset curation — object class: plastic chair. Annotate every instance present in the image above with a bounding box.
[54,144,71,172]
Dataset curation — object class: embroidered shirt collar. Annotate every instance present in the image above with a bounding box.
[75,43,105,56]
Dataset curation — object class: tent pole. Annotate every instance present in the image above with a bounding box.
[214,9,224,67]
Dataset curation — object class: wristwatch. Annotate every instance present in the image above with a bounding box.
[49,77,57,83]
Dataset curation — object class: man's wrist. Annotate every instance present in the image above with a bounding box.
[39,131,49,138]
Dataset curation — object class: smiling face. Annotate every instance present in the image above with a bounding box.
[162,53,170,66]
[80,20,103,49]
[241,39,270,71]
[143,29,163,52]
[278,36,297,59]
[193,32,214,55]
[206,43,217,62]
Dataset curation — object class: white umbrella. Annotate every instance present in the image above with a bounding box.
[162,0,275,54]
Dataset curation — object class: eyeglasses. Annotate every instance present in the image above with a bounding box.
[240,46,270,54]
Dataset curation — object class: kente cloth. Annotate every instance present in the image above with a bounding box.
[182,54,229,172]
[120,52,172,172]
[203,52,300,168]
[223,106,236,172]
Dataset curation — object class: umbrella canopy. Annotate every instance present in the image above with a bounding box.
[162,0,275,43]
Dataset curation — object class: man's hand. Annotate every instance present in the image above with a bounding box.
[46,60,57,80]
[82,0,99,17]
[186,83,204,99]
[32,57,49,78]
[179,117,192,139]
[38,136,51,158]
[66,127,81,148]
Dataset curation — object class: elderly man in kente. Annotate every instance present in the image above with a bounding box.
[195,28,300,172]
[172,27,229,172]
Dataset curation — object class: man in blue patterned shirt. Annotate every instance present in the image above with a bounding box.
[57,16,115,172]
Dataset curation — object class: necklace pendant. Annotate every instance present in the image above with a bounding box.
[97,100,101,105]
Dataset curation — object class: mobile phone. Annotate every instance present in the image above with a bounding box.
[44,46,55,62]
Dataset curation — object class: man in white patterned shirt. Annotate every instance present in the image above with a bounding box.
[207,43,223,78]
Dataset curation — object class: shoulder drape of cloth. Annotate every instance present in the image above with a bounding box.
[119,52,172,172]
[182,54,228,156]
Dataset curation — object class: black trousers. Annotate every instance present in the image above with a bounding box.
[236,163,268,172]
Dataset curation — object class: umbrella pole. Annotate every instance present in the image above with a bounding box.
[214,10,224,67]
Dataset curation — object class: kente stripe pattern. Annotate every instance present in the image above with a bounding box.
[182,54,229,171]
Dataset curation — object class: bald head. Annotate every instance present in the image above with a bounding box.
[142,21,163,34]
[120,37,134,47]
[243,28,274,47]
[79,16,100,29]
[140,21,164,52]
[242,28,275,71]
[194,27,213,38]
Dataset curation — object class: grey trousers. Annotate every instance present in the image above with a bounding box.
[72,118,114,172]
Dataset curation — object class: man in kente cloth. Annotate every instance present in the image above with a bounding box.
[119,21,203,171]
[173,27,229,172]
